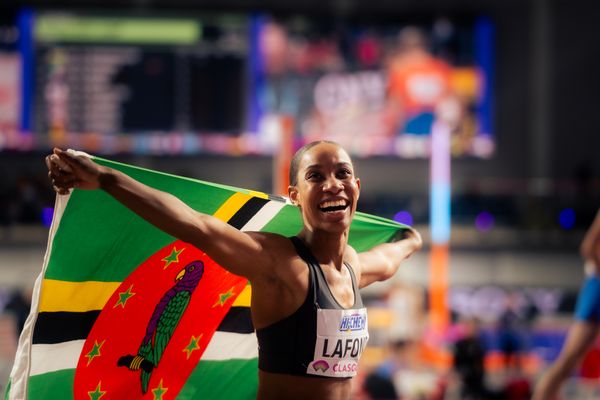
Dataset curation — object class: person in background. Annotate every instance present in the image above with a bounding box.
[452,317,488,400]
[497,292,523,372]
[386,27,453,138]
[532,209,600,400]
[3,289,30,335]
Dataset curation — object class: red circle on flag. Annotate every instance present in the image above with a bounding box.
[73,240,247,399]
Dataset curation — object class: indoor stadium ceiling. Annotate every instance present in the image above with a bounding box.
[2,0,527,16]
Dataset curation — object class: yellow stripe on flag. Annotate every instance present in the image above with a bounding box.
[39,193,254,313]
[248,190,268,200]
[212,192,253,222]
[39,279,120,312]
[232,284,251,307]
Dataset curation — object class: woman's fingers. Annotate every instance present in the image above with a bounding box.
[46,149,79,194]
[48,148,101,191]
[55,148,85,172]
[52,184,71,195]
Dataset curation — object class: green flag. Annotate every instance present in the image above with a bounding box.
[6,156,406,399]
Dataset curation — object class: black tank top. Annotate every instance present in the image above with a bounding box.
[256,236,365,376]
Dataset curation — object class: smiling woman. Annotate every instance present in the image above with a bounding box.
[45,140,422,400]
[288,141,360,236]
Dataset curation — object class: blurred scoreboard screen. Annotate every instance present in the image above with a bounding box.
[12,10,494,157]
[255,15,495,158]
[33,12,248,142]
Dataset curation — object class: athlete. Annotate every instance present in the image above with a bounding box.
[46,141,422,400]
[533,209,600,400]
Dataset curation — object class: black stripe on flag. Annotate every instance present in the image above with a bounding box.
[32,311,100,344]
[227,197,269,229]
[217,306,254,334]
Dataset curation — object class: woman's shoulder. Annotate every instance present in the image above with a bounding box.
[345,243,359,257]
[247,231,297,255]
[247,231,291,242]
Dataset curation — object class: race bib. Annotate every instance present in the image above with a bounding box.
[307,308,369,377]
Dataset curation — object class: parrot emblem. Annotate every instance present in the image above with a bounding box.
[117,260,205,393]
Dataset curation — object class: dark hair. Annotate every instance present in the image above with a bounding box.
[289,140,344,186]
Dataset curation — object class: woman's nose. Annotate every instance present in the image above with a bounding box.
[323,177,343,192]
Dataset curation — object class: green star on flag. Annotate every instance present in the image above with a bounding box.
[88,382,106,400]
[183,335,202,360]
[113,284,136,308]
[85,340,105,366]
[152,379,168,400]
[213,287,235,307]
[162,247,185,269]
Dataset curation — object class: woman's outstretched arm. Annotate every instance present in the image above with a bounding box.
[46,148,275,279]
[356,227,422,288]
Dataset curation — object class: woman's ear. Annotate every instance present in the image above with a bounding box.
[288,185,298,206]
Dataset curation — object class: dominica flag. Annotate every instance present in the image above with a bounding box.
[6,155,407,399]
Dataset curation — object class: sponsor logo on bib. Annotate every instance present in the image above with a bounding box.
[339,313,367,331]
[311,360,330,372]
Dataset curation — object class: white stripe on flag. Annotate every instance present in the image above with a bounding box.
[28,333,257,376]
[240,200,286,232]
[30,340,85,376]
[203,332,258,360]
[9,193,73,400]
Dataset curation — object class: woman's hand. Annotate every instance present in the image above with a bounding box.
[45,148,103,194]
[395,226,423,254]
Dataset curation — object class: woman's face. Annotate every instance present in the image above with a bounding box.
[288,143,360,234]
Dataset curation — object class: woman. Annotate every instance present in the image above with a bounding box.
[46,141,422,400]
[533,209,600,400]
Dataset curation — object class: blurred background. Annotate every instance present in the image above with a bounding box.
[0,0,599,398]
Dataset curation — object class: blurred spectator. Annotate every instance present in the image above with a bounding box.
[0,173,50,227]
[363,369,398,400]
[15,176,43,224]
[387,282,426,344]
[3,288,30,335]
[452,318,499,400]
[362,340,407,400]
[386,27,453,134]
[533,209,600,400]
[362,339,442,400]
[497,292,523,371]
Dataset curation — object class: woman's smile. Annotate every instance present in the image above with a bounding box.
[318,198,350,214]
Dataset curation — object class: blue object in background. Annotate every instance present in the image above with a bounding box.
[17,8,34,133]
[558,208,576,230]
[393,210,414,226]
[42,207,53,227]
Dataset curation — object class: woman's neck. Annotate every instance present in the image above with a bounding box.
[298,229,348,269]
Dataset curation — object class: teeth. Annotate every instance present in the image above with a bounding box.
[320,200,347,209]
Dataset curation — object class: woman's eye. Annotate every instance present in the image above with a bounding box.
[337,170,351,178]
[307,172,322,180]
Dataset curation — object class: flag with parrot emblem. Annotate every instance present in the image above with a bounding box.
[117,259,205,394]
[6,154,408,399]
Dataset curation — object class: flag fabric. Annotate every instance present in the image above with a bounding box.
[6,156,407,399]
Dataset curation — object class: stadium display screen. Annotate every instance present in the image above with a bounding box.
[6,10,494,157]
[30,12,248,154]
[255,15,494,158]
